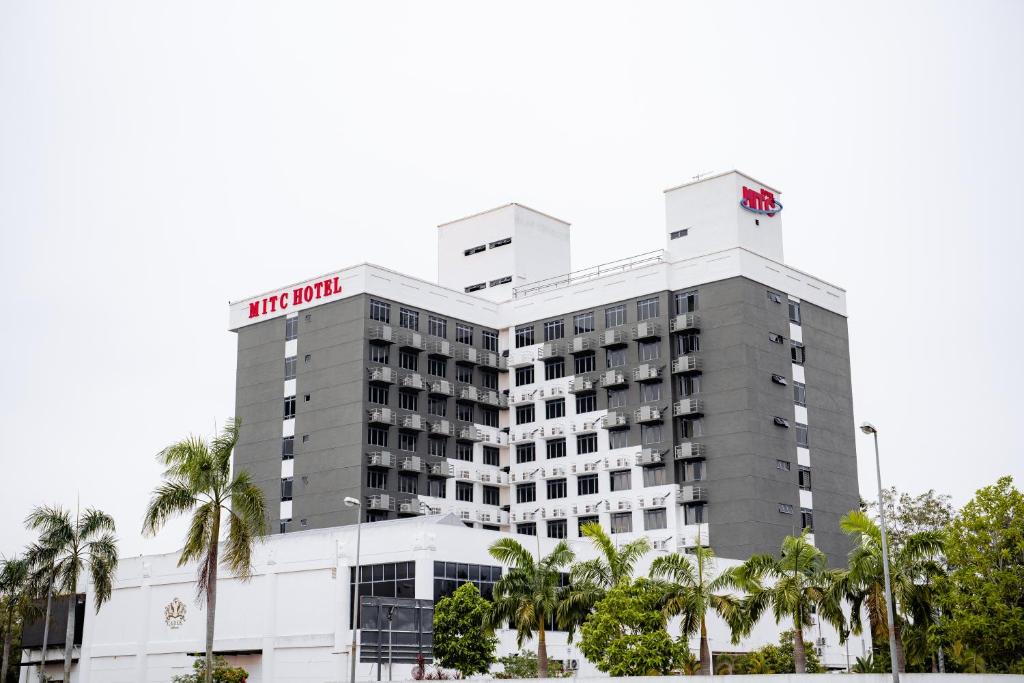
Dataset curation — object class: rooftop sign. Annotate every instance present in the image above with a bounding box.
[740,186,782,217]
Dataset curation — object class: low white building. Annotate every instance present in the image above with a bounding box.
[21,514,865,683]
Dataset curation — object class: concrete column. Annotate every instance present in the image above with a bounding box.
[135,562,152,681]
[261,559,278,683]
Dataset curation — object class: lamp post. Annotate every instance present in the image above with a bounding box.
[345,496,363,683]
[860,422,899,683]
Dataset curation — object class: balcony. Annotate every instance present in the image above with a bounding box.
[426,461,454,478]
[400,414,425,431]
[428,419,453,437]
[542,424,565,439]
[600,329,628,348]
[400,456,422,472]
[457,425,483,442]
[599,370,628,389]
[568,376,597,394]
[539,386,565,399]
[398,331,424,351]
[427,339,451,358]
[636,448,666,467]
[508,350,535,368]
[634,406,663,424]
[670,314,701,333]
[368,407,396,426]
[400,373,424,391]
[479,351,503,370]
[632,364,663,383]
[368,367,395,384]
[632,321,661,341]
[602,411,630,430]
[428,380,454,397]
[509,389,536,405]
[673,399,705,418]
[366,494,394,511]
[368,324,394,344]
[367,451,395,468]
[512,510,538,523]
[538,342,565,359]
[398,499,423,515]
[674,442,707,460]
[571,336,597,354]
[671,355,702,375]
[479,390,508,408]
[457,384,480,403]
[453,345,479,366]
[573,420,599,434]
[678,485,708,504]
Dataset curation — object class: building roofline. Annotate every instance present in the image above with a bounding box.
[663,169,781,195]
[437,202,571,228]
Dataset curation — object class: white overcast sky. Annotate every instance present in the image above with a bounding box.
[2,1,1022,558]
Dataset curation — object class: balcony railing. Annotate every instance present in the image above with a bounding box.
[670,314,701,333]
[538,342,565,359]
[512,249,665,299]
[453,345,479,365]
[571,336,597,354]
[674,442,706,460]
[634,406,663,424]
[367,494,394,511]
[636,449,666,467]
[427,339,451,358]
[398,331,423,351]
[400,414,425,431]
[368,367,395,384]
[426,461,454,478]
[602,411,630,430]
[679,485,708,503]
[633,321,661,341]
[400,456,422,472]
[600,329,628,348]
[428,419,453,437]
[457,426,483,442]
[367,451,395,468]
[599,370,628,389]
[632,364,663,383]
[398,499,423,515]
[368,408,396,425]
[673,399,704,418]
[671,355,702,375]
[479,390,508,408]
[568,376,597,394]
[428,380,453,397]
[400,373,424,391]
[368,324,394,344]
[457,384,480,403]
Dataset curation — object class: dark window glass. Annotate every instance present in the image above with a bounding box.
[543,320,565,341]
[515,366,535,386]
[546,439,566,459]
[516,443,536,463]
[576,394,597,413]
[577,474,599,496]
[637,297,659,321]
[605,305,626,327]
[544,359,565,380]
[545,399,565,420]
[456,481,474,502]
[483,446,499,466]
[399,308,419,330]
[577,433,598,454]
[547,519,567,539]
[546,478,567,499]
[370,299,391,323]
[515,326,535,348]
[516,483,536,503]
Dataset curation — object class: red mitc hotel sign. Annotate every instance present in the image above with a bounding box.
[248,275,342,319]
[740,186,782,217]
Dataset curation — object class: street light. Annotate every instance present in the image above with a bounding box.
[860,422,899,683]
[345,496,363,683]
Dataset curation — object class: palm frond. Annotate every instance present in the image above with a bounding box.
[142,480,199,536]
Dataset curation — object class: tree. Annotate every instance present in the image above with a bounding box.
[432,583,498,676]
[142,418,266,683]
[485,538,574,678]
[24,504,118,683]
[736,630,824,674]
[649,545,745,675]
[837,509,944,673]
[940,476,1024,673]
[494,650,564,679]
[578,579,690,676]
[732,530,845,673]
[171,655,249,683]
[0,555,38,683]
[869,487,954,553]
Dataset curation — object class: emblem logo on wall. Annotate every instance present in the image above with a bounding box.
[164,597,187,629]
[740,186,782,217]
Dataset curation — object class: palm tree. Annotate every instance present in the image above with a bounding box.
[836,509,944,673]
[731,530,845,673]
[485,537,574,678]
[142,418,266,683]
[649,545,745,675]
[24,504,119,682]
[0,554,40,683]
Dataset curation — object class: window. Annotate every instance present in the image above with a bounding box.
[369,385,389,405]
[779,503,794,514]
[605,304,626,328]
[281,477,293,501]
[516,404,535,425]
[577,474,599,496]
[432,562,502,603]
[401,392,420,412]
[638,341,660,361]
[281,436,294,461]
[428,479,446,498]
[799,467,812,490]
[455,442,473,462]
[481,330,498,353]
[369,345,389,364]
[399,432,417,452]
[577,515,599,536]
[643,466,667,487]
[675,332,700,355]
[428,397,447,417]
[368,426,389,447]
[637,297,659,321]
[304,393,311,403]
[516,443,536,464]
[516,483,536,504]
[370,299,391,323]
[399,474,418,494]
[547,519,567,539]
[464,244,486,256]
[456,481,474,502]
[428,358,447,377]
[574,312,595,335]
[304,354,311,364]
[543,320,565,341]
[576,394,597,414]
[480,370,498,391]
[351,562,417,615]
[456,365,473,383]
[456,403,473,422]
[610,512,633,534]
[608,431,629,449]
[544,359,565,380]
[679,418,704,438]
[793,381,807,406]
[685,504,707,525]
[768,333,784,344]
[483,485,500,506]
[483,446,499,467]
[546,439,566,459]
[428,437,446,457]
[490,276,512,287]
[767,290,783,304]
[367,470,387,489]
[480,407,499,428]
[777,459,792,471]
[399,351,418,371]
[575,353,596,374]
[517,522,537,536]
[489,237,512,249]
[607,389,626,409]
[305,313,312,323]
[674,290,698,314]
[641,424,664,445]
[791,342,806,365]
[546,478,567,499]
[641,383,661,403]
[428,315,447,338]
[456,323,473,345]
[285,356,297,380]
[801,508,814,531]
[670,229,688,239]
[795,423,809,448]
[610,470,631,491]
[285,316,299,341]
[279,520,289,533]
[399,308,419,330]
[515,325,535,348]
[789,300,802,324]
[577,433,598,454]
[515,365,535,386]
[284,395,296,419]
[302,434,309,443]
[678,460,705,482]
[644,508,667,530]
[464,283,485,294]
[545,399,565,420]
[606,348,626,368]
